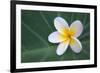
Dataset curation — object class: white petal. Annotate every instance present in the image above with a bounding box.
[70,37,82,53]
[54,17,69,35]
[70,20,83,37]
[56,41,69,56]
[48,31,66,43]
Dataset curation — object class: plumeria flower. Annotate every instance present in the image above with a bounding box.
[48,17,83,56]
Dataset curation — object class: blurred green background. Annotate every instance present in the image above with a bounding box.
[21,10,90,63]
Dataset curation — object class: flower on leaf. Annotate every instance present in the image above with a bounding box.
[48,17,83,56]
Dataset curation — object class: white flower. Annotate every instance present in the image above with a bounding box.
[48,17,83,56]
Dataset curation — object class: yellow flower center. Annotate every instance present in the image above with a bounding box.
[59,28,76,42]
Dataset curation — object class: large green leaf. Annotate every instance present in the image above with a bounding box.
[21,10,90,63]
